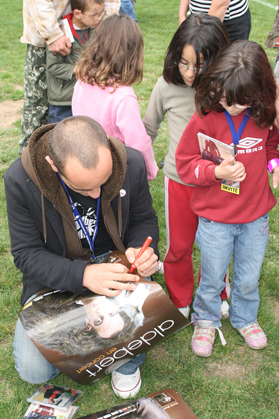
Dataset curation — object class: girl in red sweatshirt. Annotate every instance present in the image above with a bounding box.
[176,40,279,357]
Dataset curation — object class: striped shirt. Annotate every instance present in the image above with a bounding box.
[189,0,249,20]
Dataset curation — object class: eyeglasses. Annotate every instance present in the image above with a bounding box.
[219,98,250,109]
[83,9,106,22]
[178,61,203,73]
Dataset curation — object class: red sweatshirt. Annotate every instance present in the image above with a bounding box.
[175,111,279,224]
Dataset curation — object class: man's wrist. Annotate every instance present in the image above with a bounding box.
[45,31,64,45]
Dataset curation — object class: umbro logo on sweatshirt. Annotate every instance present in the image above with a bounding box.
[231,137,263,154]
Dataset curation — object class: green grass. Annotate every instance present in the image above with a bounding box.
[1,0,279,418]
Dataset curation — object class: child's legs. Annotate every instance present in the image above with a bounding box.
[48,105,72,124]
[198,265,230,300]
[164,176,198,308]
[229,214,269,329]
[193,218,234,327]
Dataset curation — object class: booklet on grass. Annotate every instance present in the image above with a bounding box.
[77,387,199,419]
[22,402,79,419]
[27,383,82,411]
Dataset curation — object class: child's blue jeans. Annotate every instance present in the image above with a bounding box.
[192,214,269,329]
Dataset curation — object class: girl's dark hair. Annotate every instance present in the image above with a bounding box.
[195,40,277,128]
[163,13,230,88]
[76,14,143,89]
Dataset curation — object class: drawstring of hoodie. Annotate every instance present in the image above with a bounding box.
[118,193,122,237]
[41,192,47,244]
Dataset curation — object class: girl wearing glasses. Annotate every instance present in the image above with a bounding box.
[176,40,279,356]
[72,14,158,181]
[143,13,229,319]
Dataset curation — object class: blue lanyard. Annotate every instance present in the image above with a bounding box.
[224,109,250,155]
[57,173,101,260]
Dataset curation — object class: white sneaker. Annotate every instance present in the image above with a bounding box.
[220,300,229,319]
[178,306,190,319]
[111,368,141,399]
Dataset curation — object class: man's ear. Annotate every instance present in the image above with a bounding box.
[45,156,58,172]
[85,318,93,331]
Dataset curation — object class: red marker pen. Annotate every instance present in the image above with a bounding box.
[129,236,153,273]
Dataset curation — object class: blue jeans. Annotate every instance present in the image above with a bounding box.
[48,104,72,123]
[192,214,269,329]
[119,0,138,22]
[13,251,146,383]
[223,9,251,42]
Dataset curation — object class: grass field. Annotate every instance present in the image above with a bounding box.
[0,0,279,418]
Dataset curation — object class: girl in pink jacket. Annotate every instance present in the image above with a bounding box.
[72,14,158,181]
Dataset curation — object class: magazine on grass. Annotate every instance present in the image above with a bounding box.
[20,251,188,385]
[27,383,82,410]
[198,132,240,194]
[22,402,79,419]
[77,387,199,419]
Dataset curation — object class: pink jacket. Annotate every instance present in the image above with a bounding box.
[72,81,158,181]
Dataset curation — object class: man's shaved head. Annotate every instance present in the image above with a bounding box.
[48,116,110,175]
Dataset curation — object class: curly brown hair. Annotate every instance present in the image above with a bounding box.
[76,14,143,90]
[195,40,277,128]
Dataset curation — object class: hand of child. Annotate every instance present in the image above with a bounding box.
[215,156,246,182]
[272,166,279,188]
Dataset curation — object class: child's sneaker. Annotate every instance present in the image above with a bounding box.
[156,261,164,274]
[191,320,226,357]
[237,321,267,349]
[220,300,230,319]
[178,306,190,319]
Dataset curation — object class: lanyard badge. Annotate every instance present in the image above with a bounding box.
[57,173,100,260]
[221,110,250,195]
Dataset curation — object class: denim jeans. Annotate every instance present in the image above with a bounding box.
[13,251,146,383]
[119,0,138,22]
[192,214,269,329]
[48,104,72,123]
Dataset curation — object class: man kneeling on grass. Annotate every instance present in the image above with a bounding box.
[4,115,159,399]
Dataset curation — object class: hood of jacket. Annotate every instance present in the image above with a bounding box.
[21,123,127,258]
[64,13,87,45]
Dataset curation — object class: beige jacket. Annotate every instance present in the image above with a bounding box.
[21,0,70,47]
[21,0,120,47]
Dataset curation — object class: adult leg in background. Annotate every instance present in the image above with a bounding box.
[19,45,49,153]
